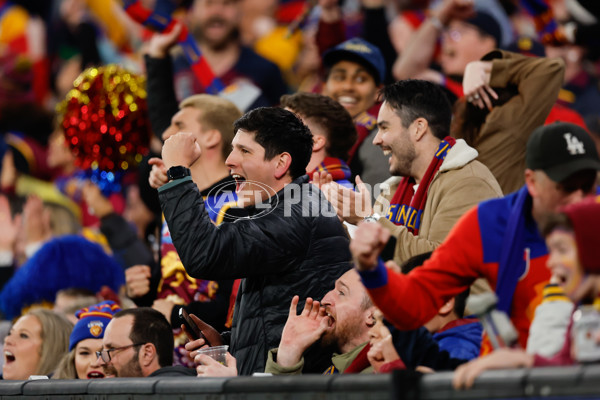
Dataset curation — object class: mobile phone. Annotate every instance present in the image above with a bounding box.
[179,308,203,341]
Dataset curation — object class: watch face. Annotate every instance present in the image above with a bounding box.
[168,166,190,181]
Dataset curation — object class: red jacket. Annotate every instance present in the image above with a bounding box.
[360,189,550,352]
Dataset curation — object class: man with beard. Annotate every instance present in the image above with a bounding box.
[144,0,287,121]
[351,122,600,354]
[97,308,195,377]
[320,80,502,269]
[264,269,377,374]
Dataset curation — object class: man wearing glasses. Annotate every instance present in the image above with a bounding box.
[97,308,195,377]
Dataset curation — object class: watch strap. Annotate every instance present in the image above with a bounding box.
[166,166,191,181]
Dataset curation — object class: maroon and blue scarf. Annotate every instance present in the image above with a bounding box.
[520,0,566,44]
[386,137,456,235]
[312,157,352,183]
[123,1,224,94]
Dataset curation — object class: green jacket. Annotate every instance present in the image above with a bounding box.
[264,343,374,375]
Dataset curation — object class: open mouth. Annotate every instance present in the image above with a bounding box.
[556,275,568,287]
[550,270,569,287]
[324,310,335,329]
[4,351,15,364]
[87,371,105,379]
[231,174,246,192]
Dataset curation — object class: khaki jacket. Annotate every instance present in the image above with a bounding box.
[374,139,502,273]
[468,50,565,195]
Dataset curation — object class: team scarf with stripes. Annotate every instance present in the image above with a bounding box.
[386,137,456,235]
[313,157,352,183]
[122,0,225,94]
[520,0,566,44]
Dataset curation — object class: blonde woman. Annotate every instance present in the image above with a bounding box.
[2,308,73,380]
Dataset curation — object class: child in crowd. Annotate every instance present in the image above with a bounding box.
[453,197,600,389]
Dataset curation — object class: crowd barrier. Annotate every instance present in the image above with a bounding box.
[0,365,598,399]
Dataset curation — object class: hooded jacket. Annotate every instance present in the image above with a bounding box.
[374,139,502,267]
[432,318,483,361]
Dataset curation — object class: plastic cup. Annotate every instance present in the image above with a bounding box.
[197,345,228,365]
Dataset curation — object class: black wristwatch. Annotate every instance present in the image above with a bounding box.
[166,166,191,181]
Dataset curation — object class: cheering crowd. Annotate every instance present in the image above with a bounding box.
[0,0,599,390]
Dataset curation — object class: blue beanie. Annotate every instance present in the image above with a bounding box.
[0,235,125,320]
[69,300,121,351]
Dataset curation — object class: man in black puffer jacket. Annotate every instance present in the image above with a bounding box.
[157,107,352,375]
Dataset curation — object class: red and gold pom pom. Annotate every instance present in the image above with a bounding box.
[57,65,151,172]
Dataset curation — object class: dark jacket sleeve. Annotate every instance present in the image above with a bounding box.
[99,213,161,306]
[100,213,155,268]
[361,7,396,84]
[144,54,180,139]
[0,264,13,293]
[158,179,300,280]
[76,22,101,68]
[388,323,467,371]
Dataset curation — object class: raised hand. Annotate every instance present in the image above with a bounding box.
[319,175,373,224]
[0,195,19,252]
[146,22,183,59]
[276,296,329,368]
[434,0,476,26]
[148,157,168,189]
[82,181,114,218]
[162,131,202,170]
[367,334,400,373]
[125,265,152,298]
[318,0,342,23]
[350,222,390,271]
[462,61,498,111]
[21,195,52,247]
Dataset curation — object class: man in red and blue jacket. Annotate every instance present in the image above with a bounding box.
[352,122,600,353]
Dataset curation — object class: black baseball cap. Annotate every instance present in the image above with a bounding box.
[526,122,600,182]
[464,10,502,47]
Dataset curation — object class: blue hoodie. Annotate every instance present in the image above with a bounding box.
[433,318,483,361]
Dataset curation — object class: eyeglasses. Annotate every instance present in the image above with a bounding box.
[442,25,479,43]
[96,343,144,363]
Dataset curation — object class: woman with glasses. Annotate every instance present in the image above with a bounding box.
[53,301,121,379]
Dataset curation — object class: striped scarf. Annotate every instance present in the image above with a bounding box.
[520,0,566,44]
[312,157,352,183]
[386,137,455,235]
